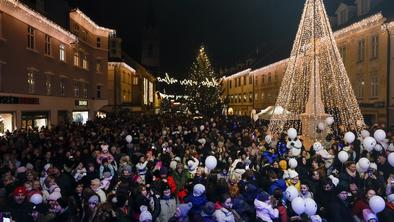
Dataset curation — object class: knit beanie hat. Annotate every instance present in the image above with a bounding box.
[193,184,206,197]
[187,160,196,171]
[177,202,192,217]
[123,164,132,174]
[160,167,168,176]
[288,169,299,179]
[202,202,215,216]
[362,209,377,222]
[310,215,322,222]
[139,205,152,222]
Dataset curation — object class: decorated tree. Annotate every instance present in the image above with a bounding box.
[186,45,222,115]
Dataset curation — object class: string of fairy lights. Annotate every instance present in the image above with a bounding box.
[157,73,219,88]
[268,0,365,137]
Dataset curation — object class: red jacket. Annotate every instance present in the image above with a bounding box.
[352,199,369,218]
[166,175,177,194]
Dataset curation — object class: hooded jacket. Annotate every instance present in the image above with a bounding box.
[214,203,235,222]
[268,179,287,195]
[254,198,279,222]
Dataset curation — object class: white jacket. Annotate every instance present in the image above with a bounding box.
[254,198,279,222]
[214,207,235,222]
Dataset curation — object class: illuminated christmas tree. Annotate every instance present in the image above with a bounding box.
[268,0,365,141]
[186,45,222,115]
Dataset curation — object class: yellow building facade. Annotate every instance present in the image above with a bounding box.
[222,13,393,127]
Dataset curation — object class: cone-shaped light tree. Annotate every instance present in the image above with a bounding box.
[268,0,365,140]
[186,45,222,115]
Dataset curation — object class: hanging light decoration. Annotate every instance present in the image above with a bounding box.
[268,0,365,138]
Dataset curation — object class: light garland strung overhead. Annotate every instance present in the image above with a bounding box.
[157,73,219,88]
[268,0,365,138]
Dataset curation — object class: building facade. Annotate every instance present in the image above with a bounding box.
[0,1,113,132]
[107,62,135,108]
[222,13,394,128]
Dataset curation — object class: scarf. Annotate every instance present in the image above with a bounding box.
[346,168,357,177]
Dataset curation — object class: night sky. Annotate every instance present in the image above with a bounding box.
[67,0,365,77]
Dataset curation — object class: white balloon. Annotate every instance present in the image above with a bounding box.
[313,142,322,151]
[344,132,355,144]
[356,162,366,173]
[338,151,349,163]
[285,186,299,202]
[125,135,132,143]
[361,130,370,138]
[291,197,306,215]
[288,158,298,169]
[374,129,386,142]
[265,135,272,144]
[30,193,43,205]
[318,122,325,131]
[325,116,334,126]
[363,137,376,152]
[200,125,205,131]
[205,156,217,170]
[358,158,370,171]
[388,153,394,167]
[304,198,317,216]
[374,144,383,152]
[287,128,297,140]
[388,143,394,152]
[369,195,386,213]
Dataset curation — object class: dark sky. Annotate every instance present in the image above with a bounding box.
[67,0,346,77]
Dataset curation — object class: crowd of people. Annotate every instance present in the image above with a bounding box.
[0,112,393,222]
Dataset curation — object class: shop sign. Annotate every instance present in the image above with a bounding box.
[75,100,88,107]
[0,96,39,104]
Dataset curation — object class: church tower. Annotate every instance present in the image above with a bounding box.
[141,0,160,70]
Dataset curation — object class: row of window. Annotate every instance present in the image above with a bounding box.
[229,93,253,103]
[339,35,379,64]
[121,71,139,85]
[73,24,102,48]
[356,76,379,98]
[26,71,102,99]
[228,73,280,89]
[26,25,103,72]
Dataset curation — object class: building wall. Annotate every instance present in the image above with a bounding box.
[335,14,388,126]
[222,13,392,127]
[0,1,112,130]
[107,62,134,107]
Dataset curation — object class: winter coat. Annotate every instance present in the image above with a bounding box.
[99,164,115,179]
[338,171,361,190]
[214,206,235,222]
[325,196,356,222]
[159,197,177,222]
[95,188,107,203]
[172,170,188,193]
[254,198,279,222]
[267,179,286,195]
[352,198,370,219]
[185,194,208,215]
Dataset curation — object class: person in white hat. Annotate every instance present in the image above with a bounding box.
[286,169,300,190]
